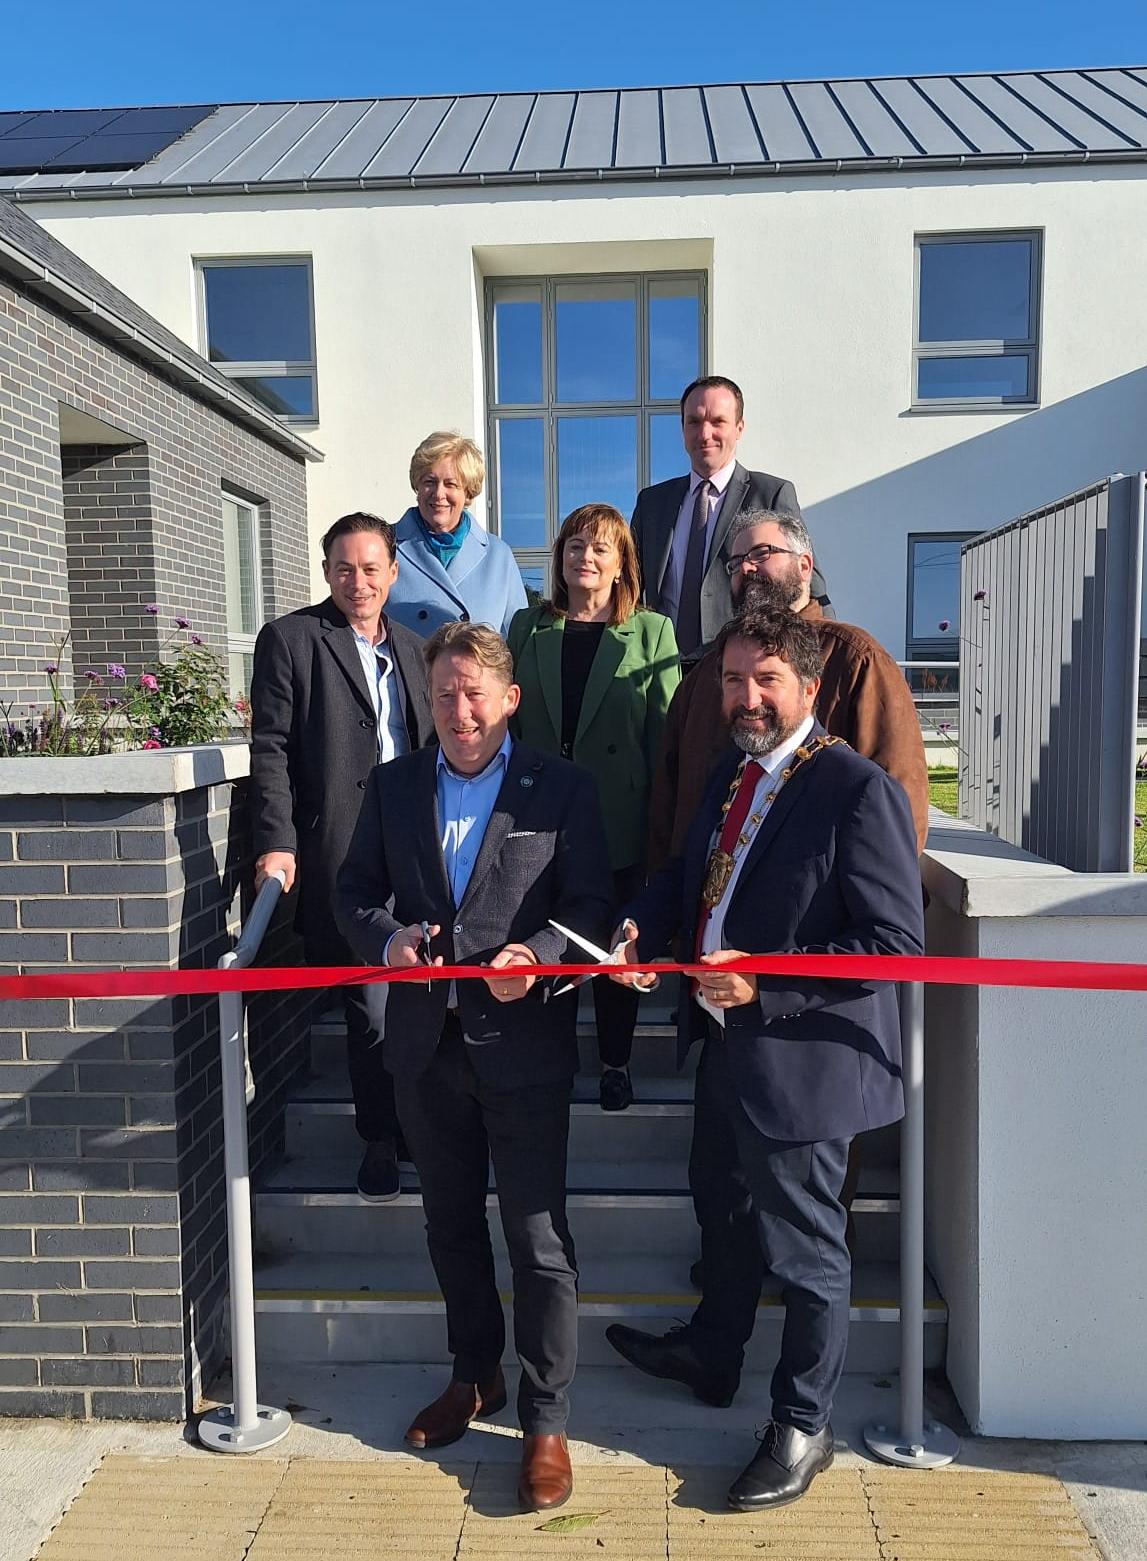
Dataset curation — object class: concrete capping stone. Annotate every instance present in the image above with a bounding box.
[0,742,251,796]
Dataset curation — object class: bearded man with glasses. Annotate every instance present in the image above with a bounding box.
[647,509,929,872]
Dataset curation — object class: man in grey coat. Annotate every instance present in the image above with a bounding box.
[631,375,829,661]
[249,512,434,1202]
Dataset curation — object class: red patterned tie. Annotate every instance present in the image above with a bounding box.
[695,758,764,960]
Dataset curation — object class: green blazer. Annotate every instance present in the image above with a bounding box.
[507,604,681,871]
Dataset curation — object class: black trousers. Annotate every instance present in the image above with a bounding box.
[392,1020,578,1435]
[592,864,644,1070]
[305,936,399,1146]
[687,1029,851,1433]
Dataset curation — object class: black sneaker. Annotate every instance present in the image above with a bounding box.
[356,1139,400,1202]
[599,1068,634,1112]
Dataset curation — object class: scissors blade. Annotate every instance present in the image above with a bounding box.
[548,919,614,964]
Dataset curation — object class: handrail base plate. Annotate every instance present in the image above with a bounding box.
[198,1404,292,1453]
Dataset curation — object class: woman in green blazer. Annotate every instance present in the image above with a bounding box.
[508,503,680,1110]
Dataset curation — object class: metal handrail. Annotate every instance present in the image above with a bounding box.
[198,872,292,1454]
[863,983,959,1467]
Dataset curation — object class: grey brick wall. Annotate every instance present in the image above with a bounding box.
[62,444,160,681]
[0,769,312,1419]
[0,272,311,710]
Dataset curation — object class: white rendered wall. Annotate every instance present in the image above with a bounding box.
[923,818,1147,1439]
[31,163,1147,649]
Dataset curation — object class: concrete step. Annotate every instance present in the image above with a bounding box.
[254,1159,901,1263]
[286,1094,697,1162]
[252,1250,945,1372]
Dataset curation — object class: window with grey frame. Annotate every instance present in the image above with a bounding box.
[222,491,263,696]
[913,232,1041,408]
[485,273,706,592]
[905,531,978,662]
[198,257,318,422]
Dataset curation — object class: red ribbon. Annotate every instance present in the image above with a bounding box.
[2,953,1147,1000]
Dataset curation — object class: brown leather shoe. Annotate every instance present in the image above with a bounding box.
[403,1367,507,1449]
[518,1432,573,1511]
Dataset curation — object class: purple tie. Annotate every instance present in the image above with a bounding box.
[677,478,710,656]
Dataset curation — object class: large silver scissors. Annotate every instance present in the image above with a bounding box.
[547,919,656,998]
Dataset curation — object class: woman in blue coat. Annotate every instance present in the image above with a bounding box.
[386,431,528,637]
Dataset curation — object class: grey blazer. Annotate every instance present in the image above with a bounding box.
[248,599,434,949]
[334,741,614,1090]
[630,463,829,648]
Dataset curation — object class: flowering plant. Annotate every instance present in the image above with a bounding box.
[1,615,233,756]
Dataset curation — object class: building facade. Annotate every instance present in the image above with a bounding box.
[5,69,1147,657]
[0,195,316,709]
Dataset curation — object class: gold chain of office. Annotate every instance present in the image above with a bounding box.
[700,736,850,911]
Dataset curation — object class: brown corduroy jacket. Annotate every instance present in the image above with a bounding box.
[647,601,930,869]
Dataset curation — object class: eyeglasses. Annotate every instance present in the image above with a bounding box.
[725,544,801,577]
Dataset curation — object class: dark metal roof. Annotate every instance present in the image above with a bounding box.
[3,68,1147,199]
[0,197,321,460]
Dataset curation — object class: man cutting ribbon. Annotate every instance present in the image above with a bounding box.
[605,608,925,1512]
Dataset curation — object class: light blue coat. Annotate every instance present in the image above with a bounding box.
[387,508,528,638]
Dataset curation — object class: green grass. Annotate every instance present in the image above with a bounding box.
[930,775,1146,873]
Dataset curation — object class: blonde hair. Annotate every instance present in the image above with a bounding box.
[409,432,485,503]
[423,620,514,687]
[550,504,640,624]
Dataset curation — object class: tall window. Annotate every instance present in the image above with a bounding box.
[222,493,262,696]
[905,532,977,661]
[486,273,706,591]
[913,233,1041,408]
[198,258,318,421]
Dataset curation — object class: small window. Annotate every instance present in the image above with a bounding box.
[905,532,977,662]
[913,233,1040,408]
[222,493,263,696]
[198,258,317,421]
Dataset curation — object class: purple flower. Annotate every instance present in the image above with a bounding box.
[83,669,102,683]
[138,673,159,692]
[145,604,160,615]
[103,698,120,710]
[149,725,162,739]
[938,721,952,734]
[106,663,127,681]
[43,663,59,675]
[937,619,950,632]
[174,617,190,630]
[190,634,203,646]
[973,589,988,602]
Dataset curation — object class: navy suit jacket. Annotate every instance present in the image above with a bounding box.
[626,723,925,1141]
[334,740,613,1090]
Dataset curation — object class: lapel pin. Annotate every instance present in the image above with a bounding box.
[520,775,534,788]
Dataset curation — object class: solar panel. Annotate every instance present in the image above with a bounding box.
[0,104,216,175]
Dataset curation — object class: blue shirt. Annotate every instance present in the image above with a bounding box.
[436,731,512,906]
[352,624,409,764]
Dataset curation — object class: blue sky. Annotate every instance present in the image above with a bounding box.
[3,0,1147,109]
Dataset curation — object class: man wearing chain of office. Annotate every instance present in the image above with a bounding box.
[605,607,924,1512]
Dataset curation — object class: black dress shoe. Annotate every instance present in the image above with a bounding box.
[604,1322,738,1407]
[356,1139,400,1202]
[727,1421,834,1510]
[599,1067,634,1112]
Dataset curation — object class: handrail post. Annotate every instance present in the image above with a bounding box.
[863,981,959,1468]
[198,874,292,1453]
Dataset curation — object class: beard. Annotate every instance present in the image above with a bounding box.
[734,566,803,615]
[729,704,803,757]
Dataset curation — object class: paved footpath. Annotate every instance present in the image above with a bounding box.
[3,1368,1145,1561]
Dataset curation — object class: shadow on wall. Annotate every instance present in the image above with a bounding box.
[802,366,1147,653]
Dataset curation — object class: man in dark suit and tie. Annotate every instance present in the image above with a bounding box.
[604,609,924,1511]
[334,621,613,1513]
[630,375,829,662]
[249,512,434,1203]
